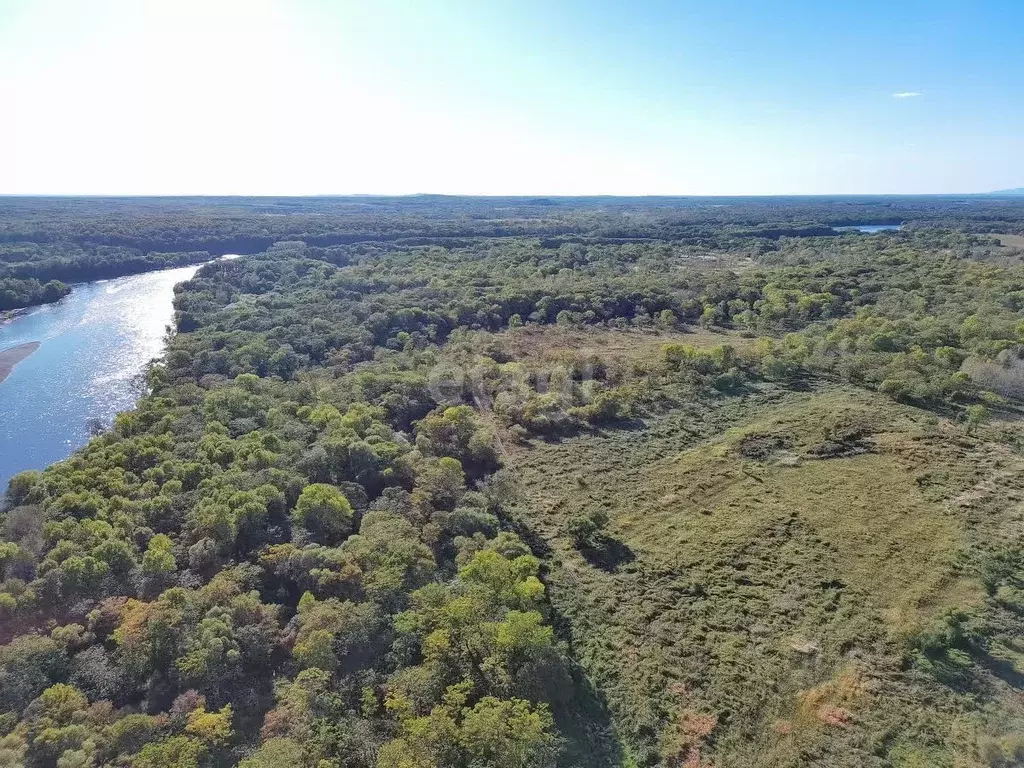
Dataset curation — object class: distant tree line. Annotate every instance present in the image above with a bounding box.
[2,194,1024,311]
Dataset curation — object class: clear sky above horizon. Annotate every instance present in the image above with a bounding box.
[1,0,1022,196]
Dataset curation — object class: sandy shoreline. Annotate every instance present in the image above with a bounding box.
[0,307,32,328]
[0,341,41,384]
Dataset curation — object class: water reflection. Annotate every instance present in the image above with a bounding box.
[0,264,201,489]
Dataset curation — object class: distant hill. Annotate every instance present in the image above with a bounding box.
[991,187,1024,194]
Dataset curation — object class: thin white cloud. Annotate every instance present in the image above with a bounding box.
[893,91,922,98]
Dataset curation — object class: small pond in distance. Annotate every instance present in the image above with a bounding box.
[833,224,904,233]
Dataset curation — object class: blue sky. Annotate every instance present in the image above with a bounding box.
[0,0,1021,195]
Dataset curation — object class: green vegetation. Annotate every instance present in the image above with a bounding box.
[4,196,1024,766]
[0,277,69,311]
[2,192,1024,309]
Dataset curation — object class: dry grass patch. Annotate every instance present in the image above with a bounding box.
[506,382,1023,765]
[989,233,1024,249]
[607,391,979,633]
[489,324,760,365]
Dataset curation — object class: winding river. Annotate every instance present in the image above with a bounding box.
[0,264,202,490]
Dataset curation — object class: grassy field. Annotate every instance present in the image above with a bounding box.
[491,325,761,364]
[482,326,1024,766]
[618,392,981,631]
[990,233,1024,250]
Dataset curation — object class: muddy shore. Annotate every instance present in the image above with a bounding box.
[0,341,41,384]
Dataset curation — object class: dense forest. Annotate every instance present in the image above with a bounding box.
[4,197,1024,766]
[3,194,1024,311]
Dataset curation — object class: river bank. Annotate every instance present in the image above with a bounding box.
[0,341,41,384]
[0,252,243,331]
[0,256,243,487]
[0,306,33,328]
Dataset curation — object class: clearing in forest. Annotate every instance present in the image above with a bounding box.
[501,348,1023,765]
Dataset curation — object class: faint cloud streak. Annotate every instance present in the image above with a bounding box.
[892,91,922,98]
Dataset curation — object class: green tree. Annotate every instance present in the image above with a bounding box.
[965,404,990,435]
[565,510,608,549]
[184,705,234,747]
[291,484,354,545]
[133,736,207,768]
[460,696,557,767]
[238,738,305,768]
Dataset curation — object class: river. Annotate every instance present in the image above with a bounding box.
[0,264,202,490]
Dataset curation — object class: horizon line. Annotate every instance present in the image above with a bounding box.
[0,190,1020,200]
